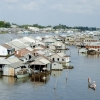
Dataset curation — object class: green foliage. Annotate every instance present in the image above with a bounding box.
[0,21,11,28]
[19,24,28,29]
[53,24,97,31]
[32,24,45,28]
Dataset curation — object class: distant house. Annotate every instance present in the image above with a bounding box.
[74,38,83,46]
[54,35,65,43]
[65,36,75,45]
[3,61,27,76]
[0,57,26,76]
[18,36,44,46]
[52,41,66,50]
[15,48,32,58]
[14,48,35,63]
[85,42,100,52]
[18,37,31,46]
[52,62,63,70]
[33,46,46,51]
[83,38,99,46]
[43,48,55,56]
[30,56,51,73]
[43,37,56,46]
[50,53,70,63]
[6,39,27,51]
[49,45,56,50]
[0,44,15,57]
[28,27,39,33]
[65,36,75,42]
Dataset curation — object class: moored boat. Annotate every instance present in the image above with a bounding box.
[16,68,30,78]
[87,50,97,55]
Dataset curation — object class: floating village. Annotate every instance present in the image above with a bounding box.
[0,26,100,90]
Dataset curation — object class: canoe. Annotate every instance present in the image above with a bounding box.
[88,77,96,90]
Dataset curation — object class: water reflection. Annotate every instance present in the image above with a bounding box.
[78,52,100,58]
[51,70,63,77]
[31,74,50,84]
[87,54,100,58]
[16,77,30,84]
[0,76,31,85]
[1,76,16,85]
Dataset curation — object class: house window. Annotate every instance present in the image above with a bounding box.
[53,58,55,61]
[62,59,64,61]
[57,58,59,61]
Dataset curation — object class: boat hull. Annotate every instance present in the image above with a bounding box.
[88,85,96,90]
[16,73,29,78]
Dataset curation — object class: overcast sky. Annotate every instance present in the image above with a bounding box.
[1,0,100,27]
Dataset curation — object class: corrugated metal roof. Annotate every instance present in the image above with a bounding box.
[43,38,56,43]
[18,38,29,43]
[39,58,50,64]
[6,57,20,63]
[0,60,10,64]
[23,37,36,43]
[0,56,20,64]
[53,41,62,46]
[9,41,27,49]
[6,43,20,50]
[6,61,24,68]
[26,47,33,51]
[30,60,45,65]
[57,53,64,57]
[1,44,12,49]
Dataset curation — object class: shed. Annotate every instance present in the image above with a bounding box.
[30,57,51,72]
[3,61,25,76]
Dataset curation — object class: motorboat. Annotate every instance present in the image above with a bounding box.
[88,77,96,90]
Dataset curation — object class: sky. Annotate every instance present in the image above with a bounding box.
[0,0,100,28]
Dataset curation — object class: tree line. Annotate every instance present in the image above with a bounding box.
[0,21,97,31]
[0,21,11,28]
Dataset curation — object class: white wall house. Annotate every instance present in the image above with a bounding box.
[52,62,63,70]
[50,53,70,63]
[28,27,39,32]
[52,41,66,50]
[0,45,8,56]
[3,61,26,76]
[83,38,99,46]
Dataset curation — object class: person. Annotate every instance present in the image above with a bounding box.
[88,77,91,84]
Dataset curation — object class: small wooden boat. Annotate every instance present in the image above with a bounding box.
[16,68,29,78]
[88,77,96,90]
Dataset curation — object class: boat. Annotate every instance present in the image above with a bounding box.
[88,77,96,90]
[87,50,97,55]
[16,68,30,78]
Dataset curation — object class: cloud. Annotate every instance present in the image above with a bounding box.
[21,0,46,11]
[51,0,100,15]
[22,2,38,11]
[4,0,18,3]
[2,0,46,11]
